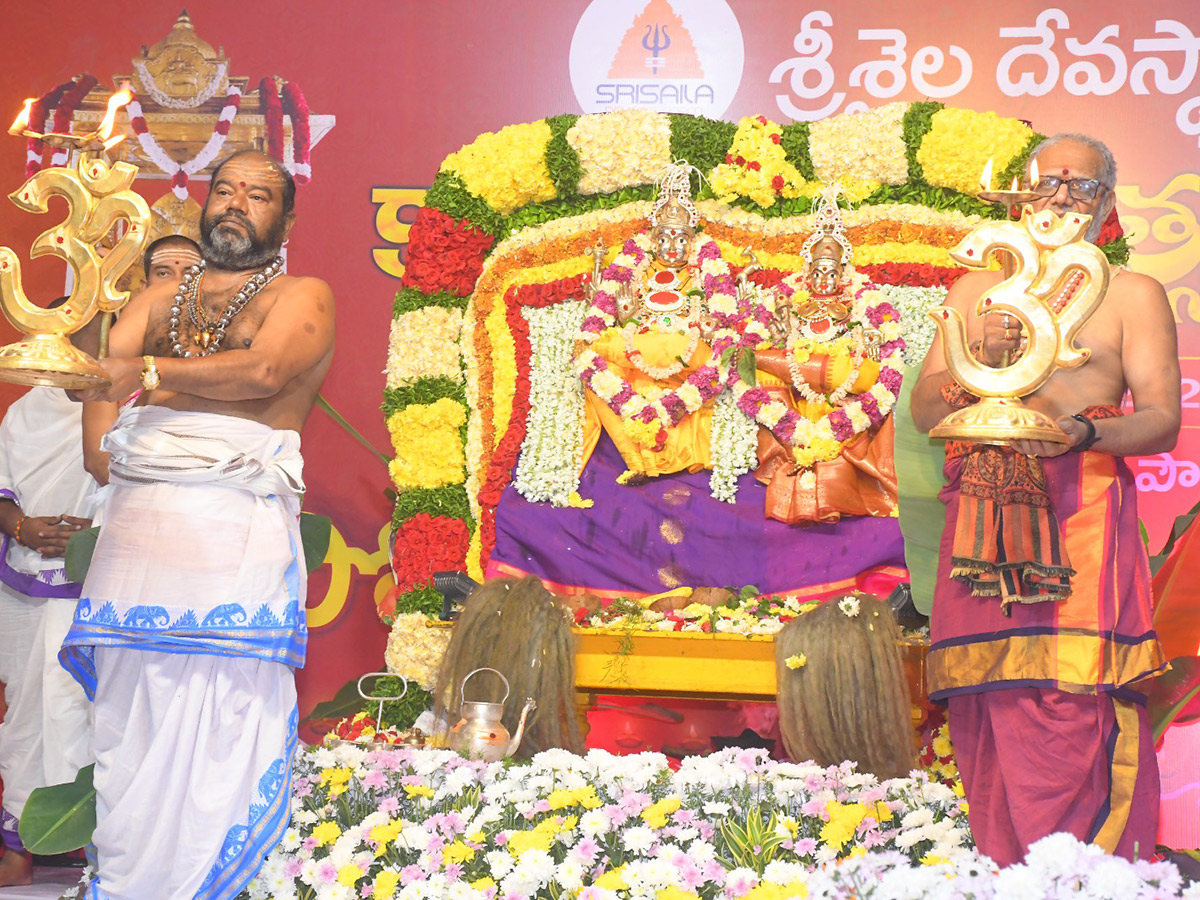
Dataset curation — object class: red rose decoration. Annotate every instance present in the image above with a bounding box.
[392,513,471,592]
[402,207,494,297]
[1096,208,1124,246]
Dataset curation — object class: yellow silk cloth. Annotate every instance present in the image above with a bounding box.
[581,328,715,478]
[754,349,898,525]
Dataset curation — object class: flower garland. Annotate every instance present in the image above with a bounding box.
[402,207,495,296]
[280,80,312,183]
[126,84,242,199]
[879,283,948,367]
[133,58,228,109]
[710,114,812,207]
[708,386,759,503]
[391,512,470,593]
[731,272,906,470]
[512,301,588,506]
[259,77,284,162]
[46,74,98,168]
[384,612,452,691]
[574,234,750,451]
[24,77,74,176]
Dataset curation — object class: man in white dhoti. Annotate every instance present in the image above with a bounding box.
[0,307,101,887]
[67,150,334,900]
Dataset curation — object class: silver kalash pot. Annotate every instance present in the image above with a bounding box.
[448,667,536,762]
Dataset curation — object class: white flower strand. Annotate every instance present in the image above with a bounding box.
[882,283,947,367]
[709,388,758,503]
[513,301,587,506]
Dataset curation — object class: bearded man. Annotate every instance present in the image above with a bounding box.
[911,134,1179,865]
[66,150,334,900]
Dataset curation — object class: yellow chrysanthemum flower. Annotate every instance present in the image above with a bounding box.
[916,108,1034,196]
[785,653,807,669]
[441,120,557,214]
[387,398,467,491]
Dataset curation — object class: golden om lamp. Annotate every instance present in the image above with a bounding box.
[927,157,1110,445]
[0,90,150,389]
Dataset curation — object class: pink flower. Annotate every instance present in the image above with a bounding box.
[400,864,426,886]
[317,860,338,884]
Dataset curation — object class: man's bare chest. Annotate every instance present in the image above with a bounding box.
[143,290,272,357]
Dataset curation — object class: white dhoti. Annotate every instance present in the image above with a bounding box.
[60,406,306,900]
[0,386,98,852]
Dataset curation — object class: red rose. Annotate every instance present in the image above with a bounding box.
[747,160,761,171]
[402,207,493,296]
[392,513,471,592]
[771,175,785,191]
[770,133,781,144]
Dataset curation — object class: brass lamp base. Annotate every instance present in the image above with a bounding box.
[930,396,1068,446]
[0,333,111,389]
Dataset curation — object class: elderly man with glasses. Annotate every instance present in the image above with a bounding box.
[910,133,1180,865]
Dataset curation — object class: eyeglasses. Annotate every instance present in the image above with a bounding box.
[1032,176,1106,201]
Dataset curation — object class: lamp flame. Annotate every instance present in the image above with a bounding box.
[980,158,994,192]
[97,90,132,141]
[1029,157,1040,191]
[9,99,35,135]
[102,134,125,151]
[1010,176,1019,192]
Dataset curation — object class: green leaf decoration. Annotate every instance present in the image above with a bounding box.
[393,485,473,526]
[668,113,738,177]
[19,764,95,854]
[998,131,1046,193]
[545,114,583,196]
[737,350,757,387]
[64,526,99,585]
[383,377,467,419]
[779,122,816,182]
[902,102,944,185]
[1149,495,1200,576]
[423,170,505,236]
[304,676,368,724]
[300,513,332,574]
[1145,657,1200,743]
[393,287,469,317]
[892,368,947,616]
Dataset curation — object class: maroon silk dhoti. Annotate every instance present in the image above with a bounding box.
[948,688,1160,867]
[930,449,1165,864]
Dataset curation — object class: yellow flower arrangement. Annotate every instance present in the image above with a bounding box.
[809,102,909,189]
[387,398,467,491]
[853,241,957,267]
[785,653,807,669]
[916,107,1034,195]
[709,115,813,208]
[641,796,682,828]
[568,110,673,195]
[441,120,557,214]
[385,307,463,388]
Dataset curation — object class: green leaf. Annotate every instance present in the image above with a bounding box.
[1145,657,1200,742]
[64,526,99,584]
[19,764,95,854]
[892,367,947,616]
[300,513,332,574]
[737,350,757,387]
[902,101,944,185]
[304,677,367,724]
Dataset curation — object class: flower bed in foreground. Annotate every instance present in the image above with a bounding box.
[241,745,1196,900]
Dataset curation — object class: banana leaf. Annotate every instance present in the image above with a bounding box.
[892,368,947,616]
[1145,657,1200,743]
[303,675,366,725]
[65,512,332,585]
[18,764,95,854]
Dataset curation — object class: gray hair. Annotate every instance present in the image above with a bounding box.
[1027,133,1118,187]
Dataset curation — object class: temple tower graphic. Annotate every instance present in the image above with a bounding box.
[607,0,705,79]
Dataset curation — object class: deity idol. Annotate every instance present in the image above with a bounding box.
[575,163,738,482]
[748,188,904,525]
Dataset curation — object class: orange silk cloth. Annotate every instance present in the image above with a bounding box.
[929,447,1165,702]
[753,350,897,526]
[581,329,715,478]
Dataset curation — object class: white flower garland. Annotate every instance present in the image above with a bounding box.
[126,83,241,199]
[133,59,229,109]
[513,301,587,506]
[880,283,947,367]
[709,387,759,503]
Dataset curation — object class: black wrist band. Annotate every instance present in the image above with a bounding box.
[1070,413,1099,451]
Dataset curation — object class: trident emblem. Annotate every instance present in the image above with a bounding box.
[642,24,671,74]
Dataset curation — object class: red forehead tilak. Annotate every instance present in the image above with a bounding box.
[240,181,247,187]
[1061,169,1070,177]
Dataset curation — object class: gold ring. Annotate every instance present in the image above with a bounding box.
[1005,328,1013,340]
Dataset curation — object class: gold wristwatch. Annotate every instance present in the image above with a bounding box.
[140,355,161,391]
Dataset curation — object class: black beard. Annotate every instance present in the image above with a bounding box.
[200,211,284,271]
